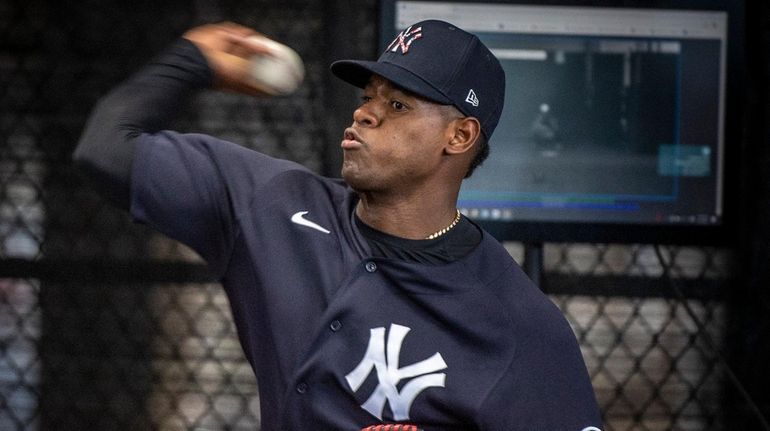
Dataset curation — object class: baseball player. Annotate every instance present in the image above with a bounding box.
[74,20,603,431]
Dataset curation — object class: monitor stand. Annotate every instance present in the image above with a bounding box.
[523,242,544,290]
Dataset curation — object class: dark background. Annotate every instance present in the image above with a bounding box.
[0,0,768,429]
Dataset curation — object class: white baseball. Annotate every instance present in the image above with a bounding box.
[246,35,304,96]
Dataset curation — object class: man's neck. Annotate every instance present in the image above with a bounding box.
[355,190,460,240]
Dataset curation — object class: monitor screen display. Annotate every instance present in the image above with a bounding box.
[380,1,736,243]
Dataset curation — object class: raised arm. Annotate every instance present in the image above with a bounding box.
[72,23,271,209]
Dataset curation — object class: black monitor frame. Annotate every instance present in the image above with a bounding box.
[379,0,745,246]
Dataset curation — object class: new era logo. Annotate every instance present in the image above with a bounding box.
[465,89,479,107]
[386,25,423,54]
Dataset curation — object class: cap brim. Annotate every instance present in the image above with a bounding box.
[330,59,452,105]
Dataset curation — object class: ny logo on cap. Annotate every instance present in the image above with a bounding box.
[386,25,423,54]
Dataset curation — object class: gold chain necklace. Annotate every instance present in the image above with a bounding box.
[425,209,462,240]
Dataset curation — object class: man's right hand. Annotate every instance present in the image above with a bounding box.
[183,22,274,96]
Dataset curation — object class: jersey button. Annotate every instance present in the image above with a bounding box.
[330,320,342,332]
[365,261,377,273]
[296,382,308,394]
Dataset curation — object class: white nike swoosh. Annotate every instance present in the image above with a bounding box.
[291,211,331,234]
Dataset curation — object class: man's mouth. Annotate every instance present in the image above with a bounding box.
[341,128,364,150]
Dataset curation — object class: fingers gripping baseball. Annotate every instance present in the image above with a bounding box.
[183,22,303,96]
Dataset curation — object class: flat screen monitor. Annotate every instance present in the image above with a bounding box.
[379,1,742,244]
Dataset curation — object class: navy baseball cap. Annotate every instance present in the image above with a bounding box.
[331,20,505,139]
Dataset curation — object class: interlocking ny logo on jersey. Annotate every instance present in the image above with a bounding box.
[346,323,447,420]
[386,26,423,54]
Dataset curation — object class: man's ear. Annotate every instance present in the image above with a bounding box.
[446,117,481,155]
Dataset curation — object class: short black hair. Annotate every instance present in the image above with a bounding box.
[465,134,488,178]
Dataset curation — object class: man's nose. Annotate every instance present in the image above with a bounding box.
[353,105,379,128]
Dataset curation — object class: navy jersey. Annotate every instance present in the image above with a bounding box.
[130,130,603,431]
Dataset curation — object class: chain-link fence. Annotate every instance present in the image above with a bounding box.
[0,0,761,430]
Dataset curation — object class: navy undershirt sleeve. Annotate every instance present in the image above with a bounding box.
[73,39,213,209]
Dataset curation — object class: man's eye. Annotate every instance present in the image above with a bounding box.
[391,100,406,111]
[360,96,372,103]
